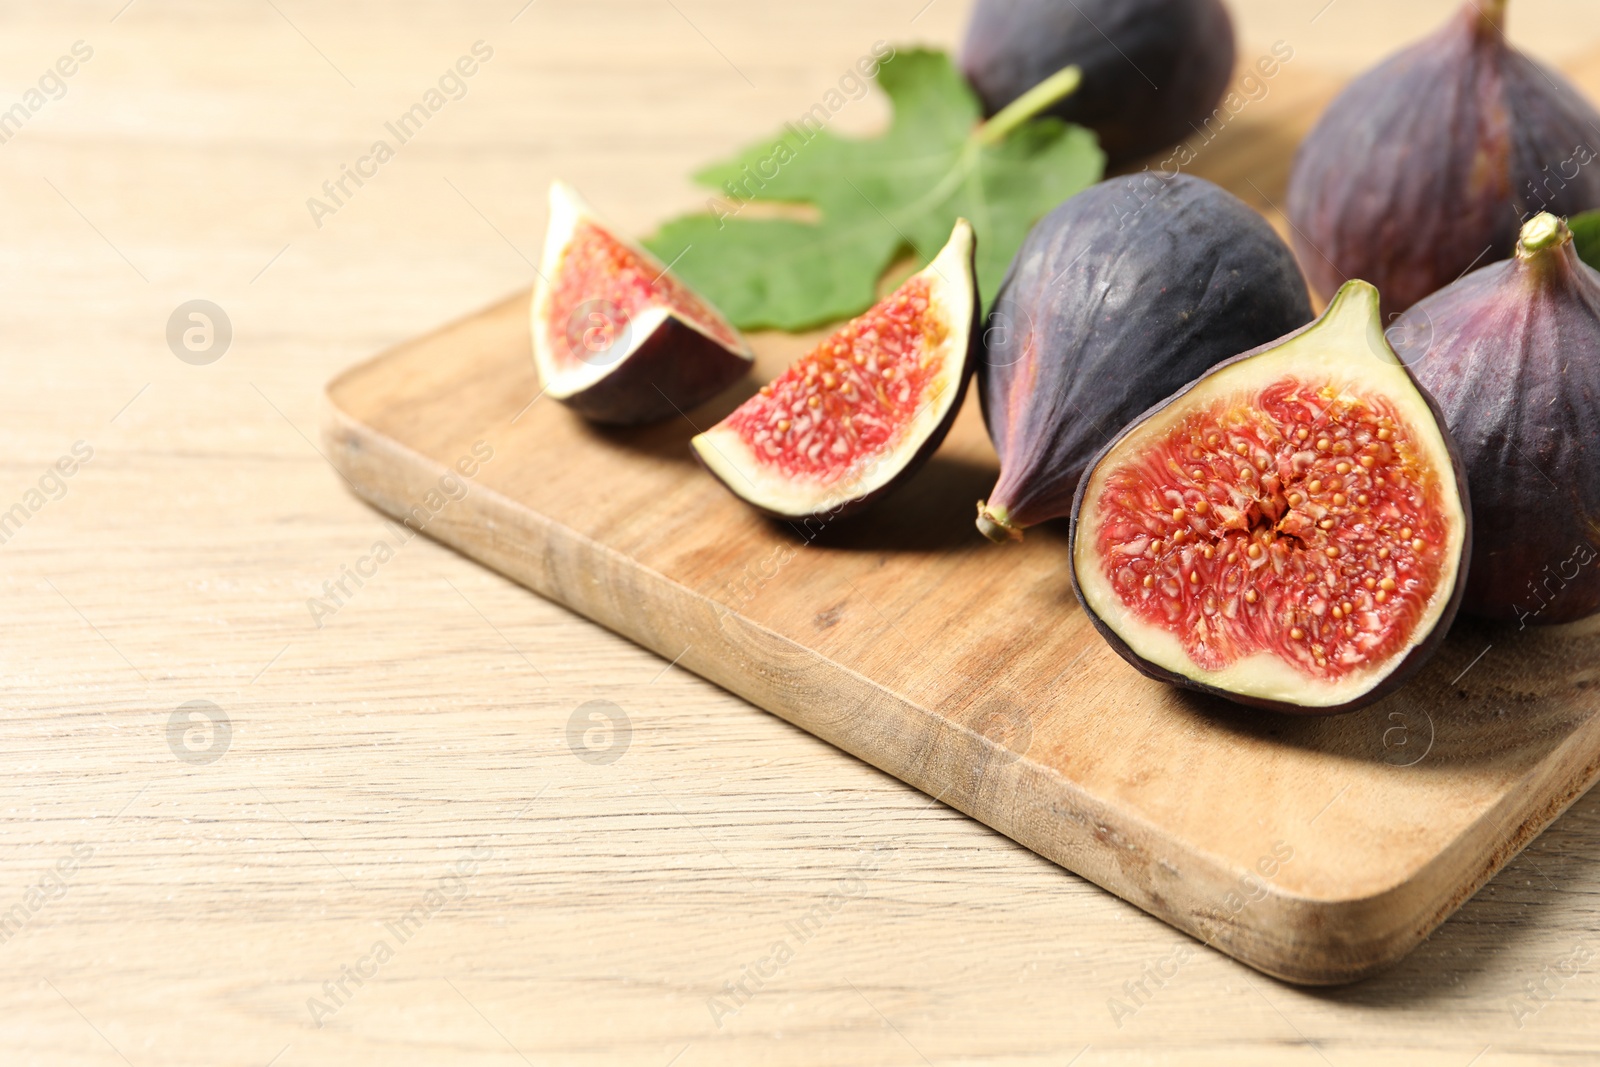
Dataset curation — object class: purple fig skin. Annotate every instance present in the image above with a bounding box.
[959,0,1235,167]
[1287,0,1600,322]
[1391,214,1600,626]
[1068,290,1473,715]
[976,173,1312,542]
[555,319,751,426]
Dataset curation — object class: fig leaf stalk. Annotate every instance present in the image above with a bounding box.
[974,65,1083,147]
[901,63,1089,250]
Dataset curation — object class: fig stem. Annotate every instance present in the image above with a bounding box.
[1518,212,1570,256]
[976,501,1024,543]
[974,65,1083,147]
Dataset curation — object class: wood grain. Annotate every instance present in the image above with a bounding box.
[5,0,1600,1063]
[324,276,1600,984]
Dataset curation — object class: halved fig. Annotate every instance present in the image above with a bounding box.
[1070,281,1471,714]
[691,220,980,521]
[531,181,753,425]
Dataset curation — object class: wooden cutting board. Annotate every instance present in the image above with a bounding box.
[321,55,1600,986]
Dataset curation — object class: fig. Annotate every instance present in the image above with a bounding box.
[976,173,1313,543]
[1286,0,1600,320]
[1070,281,1471,714]
[959,0,1236,167]
[531,181,753,425]
[692,220,979,521]
[1391,213,1600,626]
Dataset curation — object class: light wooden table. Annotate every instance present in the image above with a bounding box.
[3,1,1598,1064]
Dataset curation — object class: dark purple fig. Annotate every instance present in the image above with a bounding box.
[959,0,1236,167]
[1391,213,1600,626]
[532,181,753,426]
[975,173,1313,543]
[692,221,980,522]
[1287,0,1600,321]
[1071,281,1472,714]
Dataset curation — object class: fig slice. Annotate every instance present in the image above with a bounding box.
[691,220,980,522]
[531,181,753,425]
[1069,281,1471,714]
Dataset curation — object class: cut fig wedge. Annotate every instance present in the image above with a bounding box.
[531,181,753,425]
[692,220,980,522]
[1069,281,1471,714]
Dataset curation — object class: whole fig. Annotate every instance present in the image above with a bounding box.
[959,0,1235,167]
[1391,213,1600,626]
[976,173,1313,542]
[1287,0,1600,320]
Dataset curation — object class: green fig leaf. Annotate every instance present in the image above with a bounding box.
[1572,209,1600,272]
[641,49,1105,332]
